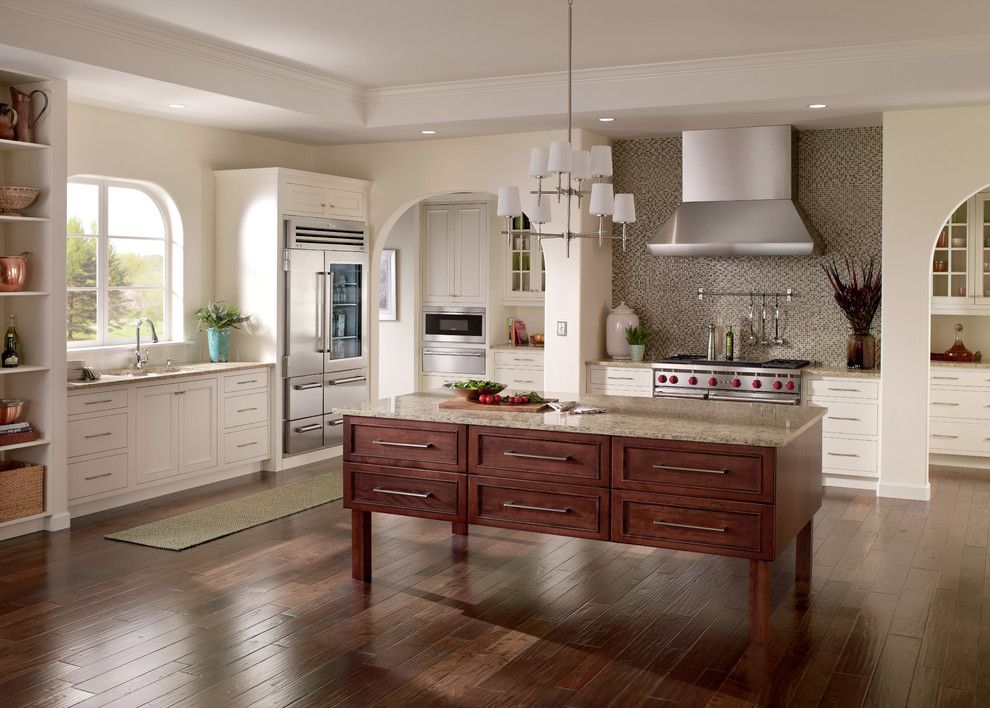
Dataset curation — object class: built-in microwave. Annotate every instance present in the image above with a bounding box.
[422,306,486,344]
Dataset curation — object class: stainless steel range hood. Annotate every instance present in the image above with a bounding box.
[649,125,816,256]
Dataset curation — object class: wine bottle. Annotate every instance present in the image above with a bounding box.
[724,325,734,361]
[2,315,20,368]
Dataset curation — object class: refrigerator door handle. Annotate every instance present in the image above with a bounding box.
[317,271,328,353]
[327,269,334,356]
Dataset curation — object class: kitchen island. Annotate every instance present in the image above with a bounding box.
[337,392,825,643]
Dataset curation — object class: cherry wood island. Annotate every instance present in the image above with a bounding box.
[338,392,824,644]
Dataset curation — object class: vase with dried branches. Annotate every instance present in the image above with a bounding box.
[823,258,881,369]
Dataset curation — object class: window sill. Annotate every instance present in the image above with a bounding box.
[67,340,194,353]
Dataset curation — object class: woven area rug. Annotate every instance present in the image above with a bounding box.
[105,471,343,551]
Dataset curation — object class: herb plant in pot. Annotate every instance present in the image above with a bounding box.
[823,258,881,369]
[625,325,650,363]
[195,301,250,363]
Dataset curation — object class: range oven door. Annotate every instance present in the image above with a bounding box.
[422,348,487,375]
[708,391,801,405]
[653,387,708,400]
[423,307,486,344]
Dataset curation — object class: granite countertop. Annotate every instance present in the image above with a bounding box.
[67,361,274,390]
[490,344,545,351]
[930,360,990,370]
[802,366,881,379]
[586,360,654,369]
[336,391,826,448]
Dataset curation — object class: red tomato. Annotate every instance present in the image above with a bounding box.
[479,395,490,404]
[493,395,502,404]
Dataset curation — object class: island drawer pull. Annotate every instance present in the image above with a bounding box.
[237,441,258,448]
[373,440,433,449]
[827,416,861,422]
[827,452,860,458]
[931,434,958,439]
[83,432,113,439]
[373,487,432,499]
[654,519,726,533]
[827,387,860,392]
[294,424,322,433]
[503,501,570,514]
[84,472,113,481]
[293,382,323,391]
[931,402,959,406]
[503,450,571,462]
[237,407,259,413]
[652,464,727,475]
[84,399,114,405]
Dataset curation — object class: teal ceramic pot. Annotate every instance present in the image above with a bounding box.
[628,344,646,362]
[207,328,230,362]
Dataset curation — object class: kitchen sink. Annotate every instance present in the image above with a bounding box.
[99,366,186,379]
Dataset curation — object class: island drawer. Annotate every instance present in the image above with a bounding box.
[469,426,609,486]
[611,491,771,560]
[468,476,609,540]
[344,463,466,522]
[345,417,466,472]
[612,438,771,502]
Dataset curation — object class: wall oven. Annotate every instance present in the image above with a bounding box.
[423,306,485,344]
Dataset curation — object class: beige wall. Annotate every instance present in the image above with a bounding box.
[67,103,314,367]
[882,105,990,500]
[378,205,418,397]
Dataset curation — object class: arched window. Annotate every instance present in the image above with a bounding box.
[66,177,173,346]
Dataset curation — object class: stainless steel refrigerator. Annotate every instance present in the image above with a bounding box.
[282,217,369,455]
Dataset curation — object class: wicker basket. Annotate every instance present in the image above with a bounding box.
[0,460,45,522]
[0,187,40,217]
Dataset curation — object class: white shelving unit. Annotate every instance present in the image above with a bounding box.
[0,67,68,541]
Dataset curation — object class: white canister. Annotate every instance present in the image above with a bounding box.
[605,302,639,360]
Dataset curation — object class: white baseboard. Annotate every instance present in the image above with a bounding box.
[46,512,71,532]
[929,453,990,470]
[824,475,878,491]
[877,481,931,501]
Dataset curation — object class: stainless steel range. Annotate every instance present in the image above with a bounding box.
[653,355,810,405]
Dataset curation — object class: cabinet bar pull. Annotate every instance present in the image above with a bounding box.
[827,452,860,458]
[515,380,534,384]
[931,402,959,406]
[652,464,727,475]
[84,399,114,405]
[294,424,322,433]
[293,382,323,390]
[327,376,367,385]
[827,416,861,421]
[237,441,258,448]
[608,376,635,381]
[373,440,432,449]
[237,407,259,413]
[503,450,571,462]
[236,379,259,385]
[827,387,860,392]
[503,501,570,514]
[931,434,959,439]
[84,472,113,481]
[83,432,113,439]
[327,419,344,427]
[654,519,726,533]
[932,376,959,380]
[372,487,432,498]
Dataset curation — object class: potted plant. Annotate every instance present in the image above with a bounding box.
[195,301,250,363]
[823,258,881,369]
[625,325,650,363]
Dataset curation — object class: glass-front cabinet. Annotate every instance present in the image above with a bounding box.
[328,261,363,363]
[932,192,990,313]
[504,216,546,304]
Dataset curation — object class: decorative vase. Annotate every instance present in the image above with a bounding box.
[207,328,230,363]
[846,331,876,370]
[606,302,639,360]
[628,344,646,362]
[8,88,48,144]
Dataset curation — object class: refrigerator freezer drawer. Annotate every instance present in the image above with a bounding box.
[324,368,369,414]
[325,414,345,447]
[422,348,487,376]
[284,415,324,456]
[285,374,325,420]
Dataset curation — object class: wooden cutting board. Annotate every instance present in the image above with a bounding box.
[438,398,550,412]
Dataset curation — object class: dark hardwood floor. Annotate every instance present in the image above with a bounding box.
[0,460,987,707]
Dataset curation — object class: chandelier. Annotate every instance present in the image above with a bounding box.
[497,0,636,258]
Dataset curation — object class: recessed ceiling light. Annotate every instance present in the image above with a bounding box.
[598,117,615,122]
[168,103,188,109]
[807,103,828,110]
[421,129,436,135]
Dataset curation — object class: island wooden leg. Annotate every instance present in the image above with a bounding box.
[352,510,371,582]
[748,559,771,644]
[452,522,468,535]
[796,520,813,583]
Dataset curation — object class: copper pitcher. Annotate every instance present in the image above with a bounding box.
[0,252,30,292]
[0,104,16,141]
[9,88,48,143]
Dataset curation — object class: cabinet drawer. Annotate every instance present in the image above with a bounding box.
[67,389,128,416]
[928,388,990,420]
[223,370,269,395]
[469,476,609,540]
[68,452,128,501]
[223,425,270,465]
[929,420,990,455]
[589,366,654,388]
[808,378,879,400]
[612,491,771,560]
[493,350,544,369]
[822,436,878,473]
[345,417,466,472]
[68,413,128,458]
[224,391,269,429]
[613,438,771,501]
[493,366,544,391]
[820,401,878,436]
[930,369,990,388]
[345,463,465,522]
[469,426,609,486]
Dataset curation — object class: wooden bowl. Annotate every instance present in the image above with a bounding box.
[0,187,39,216]
[446,384,505,401]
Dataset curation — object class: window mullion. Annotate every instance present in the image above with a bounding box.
[98,179,109,346]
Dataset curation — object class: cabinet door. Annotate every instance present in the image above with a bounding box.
[325,186,365,220]
[179,378,219,476]
[135,384,179,484]
[423,206,453,302]
[284,181,327,216]
[505,232,545,303]
[453,204,487,303]
[976,195,990,305]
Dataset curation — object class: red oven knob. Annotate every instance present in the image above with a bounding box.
[772,380,783,390]
[731,378,741,388]
[708,377,718,387]
[785,380,795,391]
[657,374,667,383]
[669,375,679,384]
[688,376,698,385]
[752,379,763,389]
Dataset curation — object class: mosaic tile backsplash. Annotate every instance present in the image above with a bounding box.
[610,127,882,367]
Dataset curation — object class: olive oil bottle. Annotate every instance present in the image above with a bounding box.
[2,315,20,368]
[724,325,734,361]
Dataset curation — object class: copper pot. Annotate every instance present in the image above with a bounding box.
[0,399,25,425]
[0,103,16,141]
[0,252,29,292]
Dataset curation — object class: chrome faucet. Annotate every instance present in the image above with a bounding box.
[134,318,159,369]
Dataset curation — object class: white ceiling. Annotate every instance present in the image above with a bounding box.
[1,0,990,144]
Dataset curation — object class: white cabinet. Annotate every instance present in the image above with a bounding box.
[587,365,654,398]
[494,349,545,392]
[135,383,179,484]
[931,192,990,313]
[803,374,881,489]
[929,367,990,458]
[178,378,219,476]
[504,230,545,304]
[421,202,489,305]
[283,178,367,221]
[221,369,271,466]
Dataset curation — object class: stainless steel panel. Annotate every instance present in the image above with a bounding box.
[284,248,326,378]
[324,367,368,414]
[324,414,345,447]
[422,348,486,375]
[682,126,792,203]
[284,415,324,456]
[422,306,486,344]
[286,217,367,251]
[284,373,324,420]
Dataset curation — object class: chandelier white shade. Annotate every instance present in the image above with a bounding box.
[496,186,522,217]
[526,194,553,224]
[614,193,636,223]
[589,183,614,216]
[590,145,613,177]
[528,147,549,178]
